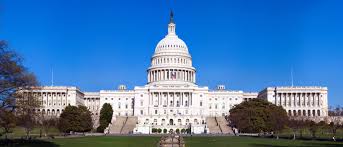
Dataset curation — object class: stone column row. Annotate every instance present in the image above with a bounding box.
[148,69,195,83]
[150,92,192,108]
[276,93,322,107]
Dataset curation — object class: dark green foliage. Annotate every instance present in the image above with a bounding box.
[97,103,113,132]
[78,105,93,132]
[163,129,167,133]
[181,128,186,134]
[176,128,180,134]
[58,105,93,133]
[157,128,162,133]
[152,128,157,133]
[229,99,288,134]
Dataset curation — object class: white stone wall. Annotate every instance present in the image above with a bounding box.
[99,90,135,118]
[258,87,328,117]
[24,86,84,117]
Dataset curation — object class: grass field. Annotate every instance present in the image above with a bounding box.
[2,136,343,147]
[0,127,60,138]
[185,136,343,147]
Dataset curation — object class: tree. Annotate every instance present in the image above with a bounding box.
[229,99,288,137]
[97,103,113,132]
[38,114,58,137]
[152,128,157,133]
[163,129,167,134]
[266,104,288,139]
[0,40,38,109]
[176,128,180,134]
[181,128,186,134]
[15,90,42,139]
[308,121,319,139]
[329,122,337,139]
[58,105,93,133]
[78,105,93,132]
[0,109,16,139]
[328,105,343,141]
[317,121,327,137]
[287,116,306,140]
[0,40,40,139]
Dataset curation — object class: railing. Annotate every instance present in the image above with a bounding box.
[120,117,128,134]
[215,117,223,133]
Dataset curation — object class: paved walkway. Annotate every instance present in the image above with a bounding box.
[157,134,185,147]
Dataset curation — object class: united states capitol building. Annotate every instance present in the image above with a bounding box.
[28,12,328,134]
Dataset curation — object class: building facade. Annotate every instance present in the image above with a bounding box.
[258,87,328,117]
[24,12,329,134]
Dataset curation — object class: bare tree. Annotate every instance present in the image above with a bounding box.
[15,89,42,139]
[0,109,16,139]
[0,40,41,139]
[38,114,58,137]
[0,41,38,110]
[328,105,343,141]
[288,116,305,140]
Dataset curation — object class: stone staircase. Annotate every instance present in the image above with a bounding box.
[109,116,127,134]
[109,116,138,134]
[206,117,221,134]
[216,117,233,134]
[121,116,138,134]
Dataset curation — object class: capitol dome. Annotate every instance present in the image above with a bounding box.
[147,11,196,85]
[154,30,189,56]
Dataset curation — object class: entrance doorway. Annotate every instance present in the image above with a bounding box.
[169,119,174,125]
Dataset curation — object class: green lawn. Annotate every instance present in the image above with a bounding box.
[185,136,343,147]
[1,127,60,138]
[2,136,343,147]
[9,136,161,147]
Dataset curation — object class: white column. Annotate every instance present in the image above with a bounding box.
[159,92,162,105]
[306,93,312,107]
[317,93,320,106]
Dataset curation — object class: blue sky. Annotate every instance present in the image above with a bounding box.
[0,0,342,106]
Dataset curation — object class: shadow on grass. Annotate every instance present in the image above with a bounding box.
[251,142,343,147]
[0,139,59,147]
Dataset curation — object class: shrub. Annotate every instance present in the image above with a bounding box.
[181,129,186,134]
[163,129,167,134]
[152,128,157,133]
[158,128,162,133]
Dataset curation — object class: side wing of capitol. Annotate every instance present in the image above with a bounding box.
[22,13,329,134]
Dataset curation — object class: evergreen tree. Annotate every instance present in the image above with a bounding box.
[97,103,113,132]
[58,105,93,133]
[229,98,288,136]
